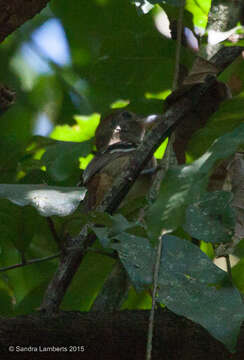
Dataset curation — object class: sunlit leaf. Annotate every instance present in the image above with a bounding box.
[110,99,130,109]
[0,184,86,217]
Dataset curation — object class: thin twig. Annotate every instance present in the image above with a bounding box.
[0,253,61,273]
[147,3,185,359]
[146,143,175,360]
[146,236,163,360]
[225,255,233,284]
[46,217,62,249]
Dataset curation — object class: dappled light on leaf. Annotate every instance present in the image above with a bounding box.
[0,184,86,217]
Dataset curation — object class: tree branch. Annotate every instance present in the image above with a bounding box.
[0,253,60,272]
[0,0,50,43]
[0,309,243,359]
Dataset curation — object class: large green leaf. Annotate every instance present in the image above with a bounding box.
[0,202,46,252]
[147,123,244,239]
[14,282,51,315]
[42,140,92,181]
[90,213,143,247]
[51,113,100,142]
[0,184,86,217]
[158,235,244,352]
[51,0,193,114]
[183,191,235,243]
[61,250,115,311]
[0,138,24,183]
[159,0,211,32]
[187,94,244,160]
[112,233,154,291]
[185,0,211,29]
[0,289,13,316]
[112,233,244,351]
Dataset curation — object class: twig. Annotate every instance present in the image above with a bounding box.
[46,217,63,250]
[0,253,61,273]
[146,3,185,353]
[225,254,233,284]
[146,235,163,360]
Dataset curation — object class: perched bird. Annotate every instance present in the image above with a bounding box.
[83,110,156,210]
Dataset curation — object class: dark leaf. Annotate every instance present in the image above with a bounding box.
[184,191,235,243]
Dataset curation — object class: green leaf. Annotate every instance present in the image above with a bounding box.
[158,236,244,352]
[146,0,182,6]
[232,259,244,293]
[154,138,168,159]
[160,4,194,32]
[0,184,86,217]
[200,241,215,259]
[112,233,244,351]
[51,113,100,142]
[0,237,58,305]
[188,94,244,160]
[62,250,115,311]
[90,213,141,247]
[185,0,211,29]
[110,99,130,109]
[147,123,244,239]
[0,200,52,253]
[0,289,13,316]
[42,140,92,181]
[184,191,235,243]
[233,238,244,258]
[118,196,148,219]
[111,233,154,291]
[14,282,49,315]
[0,138,24,183]
[160,0,211,30]
[121,287,152,310]
[51,0,193,114]
[91,226,111,247]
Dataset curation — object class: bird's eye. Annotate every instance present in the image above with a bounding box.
[121,111,132,119]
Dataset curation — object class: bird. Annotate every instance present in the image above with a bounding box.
[83,110,157,210]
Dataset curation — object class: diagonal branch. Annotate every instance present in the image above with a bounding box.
[0,0,50,43]
[40,46,244,315]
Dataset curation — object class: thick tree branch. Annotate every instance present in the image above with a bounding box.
[0,0,50,43]
[0,309,244,359]
[40,46,244,315]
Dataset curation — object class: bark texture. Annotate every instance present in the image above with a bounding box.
[0,309,243,359]
[0,0,50,43]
